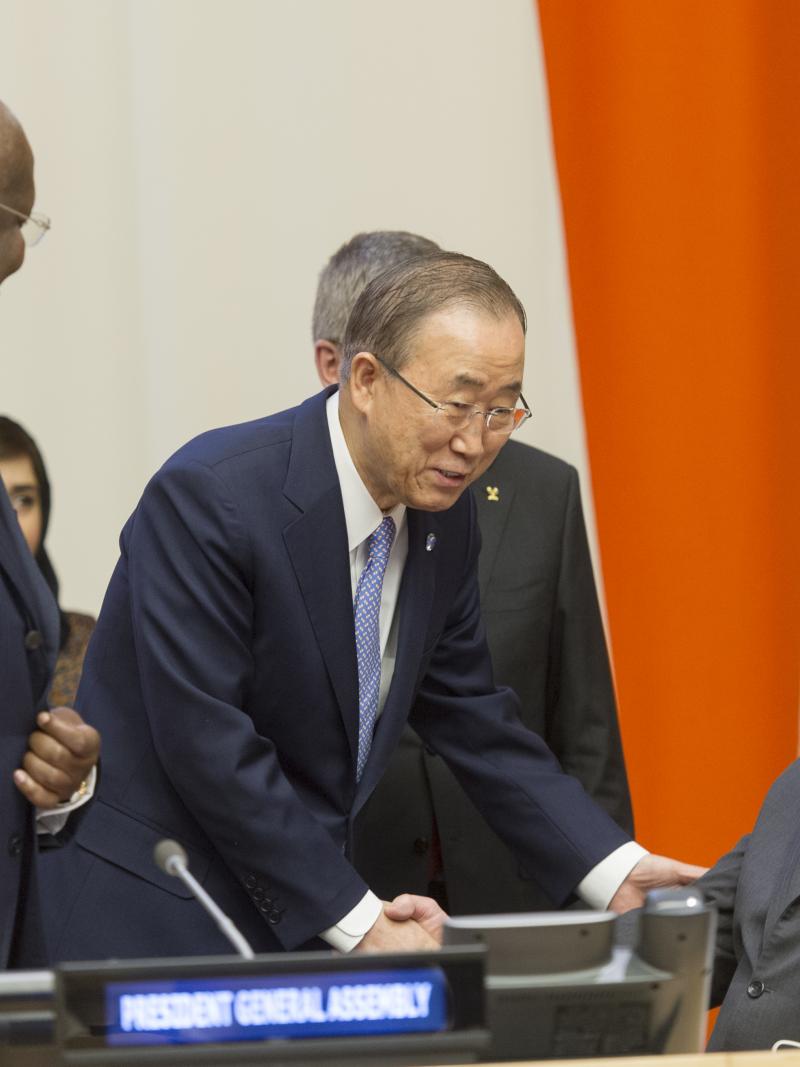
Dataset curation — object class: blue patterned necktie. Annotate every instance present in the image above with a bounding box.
[354,515,396,781]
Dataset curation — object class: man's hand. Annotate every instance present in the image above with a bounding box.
[356,909,440,953]
[383,894,448,944]
[13,708,100,810]
[609,854,708,913]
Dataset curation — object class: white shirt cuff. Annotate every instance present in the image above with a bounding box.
[320,891,383,953]
[576,841,649,909]
[35,764,97,836]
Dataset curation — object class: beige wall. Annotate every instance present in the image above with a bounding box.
[1,0,592,616]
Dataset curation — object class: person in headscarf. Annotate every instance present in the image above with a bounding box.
[0,416,96,706]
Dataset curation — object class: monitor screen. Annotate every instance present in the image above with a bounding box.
[443,888,716,1061]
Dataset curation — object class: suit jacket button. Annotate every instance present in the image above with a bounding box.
[252,888,264,900]
[24,630,42,651]
[413,837,430,855]
[8,834,23,857]
[747,980,764,998]
[244,875,257,889]
[267,910,283,924]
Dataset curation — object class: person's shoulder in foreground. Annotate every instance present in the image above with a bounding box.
[699,757,800,1051]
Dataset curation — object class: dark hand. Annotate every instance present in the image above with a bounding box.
[14,707,100,810]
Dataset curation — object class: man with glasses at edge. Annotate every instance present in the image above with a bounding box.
[0,99,100,969]
[48,251,702,961]
[313,232,633,916]
[0,195,50,254]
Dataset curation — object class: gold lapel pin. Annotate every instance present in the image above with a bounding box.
[486,486,500,502]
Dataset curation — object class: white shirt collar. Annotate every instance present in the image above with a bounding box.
[326,390,406,553]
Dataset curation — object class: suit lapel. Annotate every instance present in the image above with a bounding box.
[0,525,37,622]
[0,491,59,699]
[353,508,439,816]
[472,451,517,600]
[282,389,359,763]
[763,818,800,937]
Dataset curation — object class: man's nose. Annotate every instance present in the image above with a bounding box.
[451,414,488,454]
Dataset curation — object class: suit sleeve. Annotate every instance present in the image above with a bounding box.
[408,498,631,907]
[546,469,634,835]
[694,834,748,1007]
[125,458,368,949]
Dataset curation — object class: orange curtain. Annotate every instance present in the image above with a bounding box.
[537,0,800,866]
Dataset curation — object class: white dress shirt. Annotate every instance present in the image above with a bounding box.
[320,393,646,951]
[36,764,97,835]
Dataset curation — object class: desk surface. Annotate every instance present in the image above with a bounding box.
[469,1053,800,1067]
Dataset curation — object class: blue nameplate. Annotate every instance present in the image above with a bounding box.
[104,966,448,1046]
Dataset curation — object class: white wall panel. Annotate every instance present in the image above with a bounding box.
[0,0,599,617]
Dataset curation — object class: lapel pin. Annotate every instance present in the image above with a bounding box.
[425,533,437,552]
[486,485,500,502]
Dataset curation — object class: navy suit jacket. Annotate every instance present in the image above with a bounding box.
[0,488,58,968]
[46,389,629,962]
[353,441,633,913]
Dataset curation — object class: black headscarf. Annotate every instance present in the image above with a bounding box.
[0,415,69,650]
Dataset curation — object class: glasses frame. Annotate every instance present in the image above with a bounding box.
[0,201,51,247]
[374,354,531,436]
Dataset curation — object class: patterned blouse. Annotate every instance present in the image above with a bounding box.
[49,611,96,708]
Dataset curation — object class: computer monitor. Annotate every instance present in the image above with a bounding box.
[54,946,487,1066]
[443,888,716,1061]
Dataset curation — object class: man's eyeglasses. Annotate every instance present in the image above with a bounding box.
[0,201,51,247]
[375,354,531,437]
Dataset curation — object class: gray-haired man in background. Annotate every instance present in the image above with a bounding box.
[312,231,634,913]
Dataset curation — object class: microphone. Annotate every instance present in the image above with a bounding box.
[154,839,255,959]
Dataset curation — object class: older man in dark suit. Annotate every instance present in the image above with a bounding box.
[312,231,633,913]
[0,98,100,968]
[47,251,698,962]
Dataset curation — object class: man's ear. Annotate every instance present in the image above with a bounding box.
[347,352,381,415]
[314,340,342,386]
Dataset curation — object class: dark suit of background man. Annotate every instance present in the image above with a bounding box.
[47,251,698,964]
[697,758,800,1051]
[312,232,633,913]
[0,99,100,968]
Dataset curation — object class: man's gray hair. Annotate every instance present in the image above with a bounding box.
[312,231,441,344]
[342,251,527,381]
